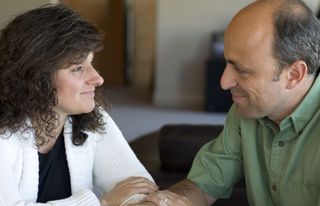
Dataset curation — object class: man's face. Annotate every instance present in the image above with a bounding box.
[220,6,289,122]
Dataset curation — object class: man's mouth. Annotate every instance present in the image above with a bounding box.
[231,90,246,103]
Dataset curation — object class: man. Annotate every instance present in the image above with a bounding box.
[146,0,320,205]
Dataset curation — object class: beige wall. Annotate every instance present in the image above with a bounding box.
[132,0,156,91]
[153,0,320,110]
[0,0,54,28]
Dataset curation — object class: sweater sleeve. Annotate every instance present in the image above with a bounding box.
[0,150,100,206]
[47,189,99,206]
[92,111,154,204]
[0,140,101,206]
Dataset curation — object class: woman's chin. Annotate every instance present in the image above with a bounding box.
[78,103,96,114]
[82,106,96,114]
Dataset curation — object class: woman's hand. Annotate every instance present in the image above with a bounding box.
[99,176,158,206]
[125,202,157,206]
[145,190,193,206]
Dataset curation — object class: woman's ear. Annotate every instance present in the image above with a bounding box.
[285,60,308,89]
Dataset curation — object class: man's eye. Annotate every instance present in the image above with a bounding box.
[235,67,248,75]
[238,69,248,74]
[71,66,82,72]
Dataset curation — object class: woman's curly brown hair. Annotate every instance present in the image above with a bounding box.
[0,4,108,147]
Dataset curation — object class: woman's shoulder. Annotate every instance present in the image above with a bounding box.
[98,107,111,119]
[89,108,125,142]
[95,108,118,132]
[0,130,32,153]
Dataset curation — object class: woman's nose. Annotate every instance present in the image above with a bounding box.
[220,65,237,90]
[87,67,104,86]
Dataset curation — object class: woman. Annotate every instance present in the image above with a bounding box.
[0,4,157,206]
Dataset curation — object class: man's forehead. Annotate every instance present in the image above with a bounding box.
[224,1,275,47]
[229,1,275,30]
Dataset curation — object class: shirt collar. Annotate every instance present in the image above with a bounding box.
[258,75,320,134]
[289,75,320,134]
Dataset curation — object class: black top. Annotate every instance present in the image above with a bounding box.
[37,132,71,203]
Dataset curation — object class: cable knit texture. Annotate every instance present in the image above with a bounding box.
[0,110,153,206]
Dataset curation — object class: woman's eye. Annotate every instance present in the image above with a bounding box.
[71,66,82,72]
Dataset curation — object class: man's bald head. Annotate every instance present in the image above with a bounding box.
[226,0,320,75]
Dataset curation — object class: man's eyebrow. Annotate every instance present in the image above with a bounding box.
[226,59,252,72]
[226,59,242,68]
[226,59,236,66]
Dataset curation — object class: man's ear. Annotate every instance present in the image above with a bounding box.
[285,60,308,89]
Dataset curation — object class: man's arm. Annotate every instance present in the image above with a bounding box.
[169,179,217,206]
[145,179,217,206]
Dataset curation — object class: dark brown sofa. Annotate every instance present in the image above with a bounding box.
[130,124,249,206]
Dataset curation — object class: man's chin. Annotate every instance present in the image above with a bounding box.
[235,105,257,119]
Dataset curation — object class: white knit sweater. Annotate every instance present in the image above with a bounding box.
[0,111,153,206]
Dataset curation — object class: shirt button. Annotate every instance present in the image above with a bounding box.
[272,185,277,191]
[279,141,285,147]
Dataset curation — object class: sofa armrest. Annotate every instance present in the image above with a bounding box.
[159,124,223,172]
[130,124,249,206]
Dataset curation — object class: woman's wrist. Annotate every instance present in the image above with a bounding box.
[100,198,109,206]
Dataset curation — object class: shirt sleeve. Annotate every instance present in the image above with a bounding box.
[92,110,154,203]
[187,105,244,199]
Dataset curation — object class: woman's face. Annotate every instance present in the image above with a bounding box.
[53,52,104,117]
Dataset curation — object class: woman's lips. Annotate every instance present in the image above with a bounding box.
[81,90,95,97]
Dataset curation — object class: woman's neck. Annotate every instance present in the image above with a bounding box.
[37,114,67,154]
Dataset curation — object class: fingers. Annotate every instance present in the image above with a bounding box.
[103,177,159,206]
[116,176,159,195]
[146,190,192,206]
[125,201,157,206]
[119,176,157,187]
[125,176,158,190]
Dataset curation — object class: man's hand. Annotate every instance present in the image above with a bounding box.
[125,202,157,206]
[144,179,216,206]
[145,189,193,205]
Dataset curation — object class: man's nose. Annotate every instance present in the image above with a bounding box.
[220,65,237,90]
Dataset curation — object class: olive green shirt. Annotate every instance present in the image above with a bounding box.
[188,76,320,206]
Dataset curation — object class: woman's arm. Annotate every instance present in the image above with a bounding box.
[93,112,157,205]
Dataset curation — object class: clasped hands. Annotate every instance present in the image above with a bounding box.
[129,189,193,206]
[99,176,192,206]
